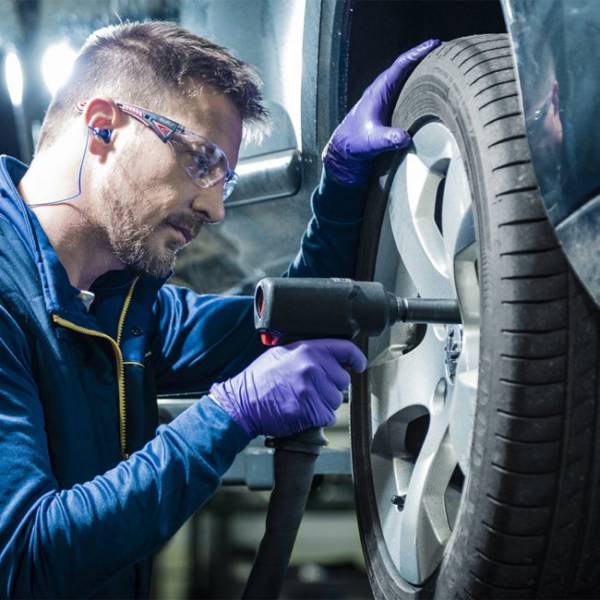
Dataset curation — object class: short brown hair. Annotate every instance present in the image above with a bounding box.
[36,21,268,151]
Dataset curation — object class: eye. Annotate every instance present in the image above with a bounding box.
[191,152,211,177]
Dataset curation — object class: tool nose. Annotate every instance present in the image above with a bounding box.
[255,284,265,318]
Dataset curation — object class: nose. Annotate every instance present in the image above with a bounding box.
[191,183,226,224]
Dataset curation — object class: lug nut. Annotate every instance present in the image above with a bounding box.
[436,378,448,398]
[391,494,406,511]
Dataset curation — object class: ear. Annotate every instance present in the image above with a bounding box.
[83,97,121,159]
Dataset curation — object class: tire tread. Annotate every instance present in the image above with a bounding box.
[458,44,512,68]
[463,53,514,76]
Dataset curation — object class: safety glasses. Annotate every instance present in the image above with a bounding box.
[78,101,238,200]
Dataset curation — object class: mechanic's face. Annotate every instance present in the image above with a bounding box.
[98,90,242,279]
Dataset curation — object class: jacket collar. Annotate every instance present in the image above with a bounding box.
[0,155,165,329]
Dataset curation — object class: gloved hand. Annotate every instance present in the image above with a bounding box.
[322,38,441,186]
[209,338,367,438]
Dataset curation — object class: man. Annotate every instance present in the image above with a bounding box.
[0,21,438,597]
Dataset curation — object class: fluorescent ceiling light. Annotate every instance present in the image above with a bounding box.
[5,51,23,107]
[42,42,77,96]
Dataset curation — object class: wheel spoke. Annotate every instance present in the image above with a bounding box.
[388,157,452,299]
[441,154,473,284]
[398,416,456,584]
[373,207,404,295]
[369,329,445,429]
[371,454,404,571]
[411,120,456,171]
[448,364,478,476]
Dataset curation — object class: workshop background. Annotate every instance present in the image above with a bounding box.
[0,1,372,598]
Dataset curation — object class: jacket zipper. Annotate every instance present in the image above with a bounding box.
[117,277,139,346]
[52,276,140,459]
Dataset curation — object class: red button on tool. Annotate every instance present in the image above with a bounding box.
[260,332,280,346]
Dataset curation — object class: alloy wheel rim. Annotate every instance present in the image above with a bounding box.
[367,121,481,585]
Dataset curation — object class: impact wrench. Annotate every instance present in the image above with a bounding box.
[242,277,461,599]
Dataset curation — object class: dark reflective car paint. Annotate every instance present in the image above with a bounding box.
[504,0,600,304]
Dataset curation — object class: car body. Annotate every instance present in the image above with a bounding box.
[503,0,600,305]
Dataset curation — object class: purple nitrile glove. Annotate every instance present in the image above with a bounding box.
[322,38,441,186]
[209,338,368,439]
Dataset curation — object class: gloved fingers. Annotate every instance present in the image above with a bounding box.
[400,38,441,65]
[306,398,337,429]
[309,372,344,413]
[365,125,411,156]
[322,407,337,428]
[317,338,368,373]
[377,38,441,97]
[320,360,351,392]
[313,343,353,391]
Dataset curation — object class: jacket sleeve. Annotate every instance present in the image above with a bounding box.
[150,288,264,395]
[0,305,250,598]
[284,170,368,278]
[150,172,367,390]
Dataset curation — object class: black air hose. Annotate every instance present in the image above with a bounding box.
[242,427,327,600]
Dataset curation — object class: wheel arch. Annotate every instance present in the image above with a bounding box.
[343,0,507,114]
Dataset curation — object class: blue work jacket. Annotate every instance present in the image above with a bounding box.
[0,155,367,598]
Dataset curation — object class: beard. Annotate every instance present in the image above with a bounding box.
[102,189,185,280]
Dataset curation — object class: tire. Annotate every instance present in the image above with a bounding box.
[350,34,600,599]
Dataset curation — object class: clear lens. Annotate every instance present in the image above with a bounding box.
[223,172,239,200]
[170,132,229,188]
